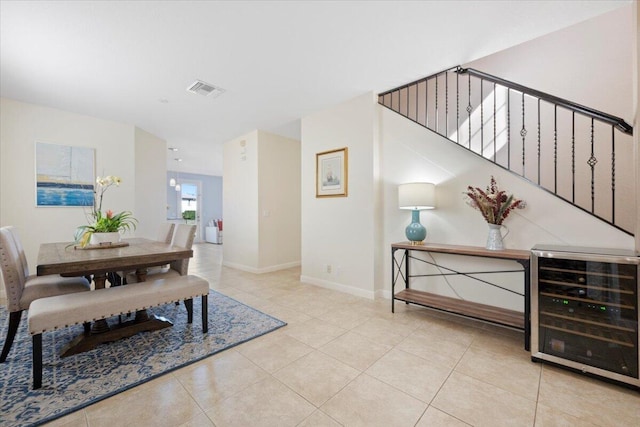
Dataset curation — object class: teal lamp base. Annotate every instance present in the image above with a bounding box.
[405,209,427,244]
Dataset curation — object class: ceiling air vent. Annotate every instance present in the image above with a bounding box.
[186,80,225,98]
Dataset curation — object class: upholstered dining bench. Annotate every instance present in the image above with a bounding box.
[28,274,210,389]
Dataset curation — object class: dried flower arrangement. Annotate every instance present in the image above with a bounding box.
[464,176,525,225]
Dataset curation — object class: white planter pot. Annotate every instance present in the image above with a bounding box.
[90,232,121,245]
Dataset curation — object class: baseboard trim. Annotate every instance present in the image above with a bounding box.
[222,260,300,274]
[376,288,391,300]
[299,275,375,300]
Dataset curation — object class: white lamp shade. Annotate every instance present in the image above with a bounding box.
[398,182,436,210]
[169,178,176,187]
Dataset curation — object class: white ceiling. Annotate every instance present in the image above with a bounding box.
[0,1,629,176]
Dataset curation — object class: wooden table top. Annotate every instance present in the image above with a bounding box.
[37,237,193,277]
[391,242,531,261]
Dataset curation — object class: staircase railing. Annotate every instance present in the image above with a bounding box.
[378,66,635,235]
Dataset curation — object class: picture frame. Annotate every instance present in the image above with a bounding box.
[316,147,348,198]
[35,142,95,207]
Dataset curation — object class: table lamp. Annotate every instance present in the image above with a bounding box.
[398,182,436,245]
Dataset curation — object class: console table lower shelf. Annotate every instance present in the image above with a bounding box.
[394,289,524,330]
[391,242,531,350]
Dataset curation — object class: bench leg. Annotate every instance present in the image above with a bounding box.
[201,294,208,333]
[33,334,42,389]
[184,299,194,324]
[1,311,22,362]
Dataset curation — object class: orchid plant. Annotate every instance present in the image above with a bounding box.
[74,175,137,247]
[464,176,525,225]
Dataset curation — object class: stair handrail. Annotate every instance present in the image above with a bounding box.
[378,66,460,98]
[456,67,633,135]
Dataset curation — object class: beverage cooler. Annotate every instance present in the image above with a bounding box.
[531,245,639,388]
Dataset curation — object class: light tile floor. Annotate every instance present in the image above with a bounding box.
[38,243,640,426]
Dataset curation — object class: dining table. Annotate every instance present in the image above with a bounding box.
[36,237,193,357]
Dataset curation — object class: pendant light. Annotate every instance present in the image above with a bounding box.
[174,158,182,192]
[168,147,179,187]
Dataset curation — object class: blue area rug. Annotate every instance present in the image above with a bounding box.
[0,290,286,427]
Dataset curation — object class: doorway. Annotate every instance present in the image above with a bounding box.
[176,179,202,242]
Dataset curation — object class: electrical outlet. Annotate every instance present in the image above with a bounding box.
[326,264,332,274]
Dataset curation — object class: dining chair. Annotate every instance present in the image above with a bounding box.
[158,223,176,244]
[124,224,197,314]
[145,222,177,274]
[114,223,177,288]
[125,223,196,284]
[0,226,91,362]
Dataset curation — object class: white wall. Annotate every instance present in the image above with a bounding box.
[223,131,260,270]
[466,5,633,122]
[0,98,139,271]
[0,99,168,300]
[223,130,302,273]
[301,92,378,299]
[257,131,301,271]
[134,127,167,240]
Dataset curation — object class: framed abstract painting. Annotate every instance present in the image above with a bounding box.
[35,142,95,207]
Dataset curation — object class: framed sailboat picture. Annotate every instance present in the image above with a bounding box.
[316,147,348,198]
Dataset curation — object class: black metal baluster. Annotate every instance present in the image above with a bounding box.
[493,83,497,161]
[611,126,616,224]
[588,118,597,213]
[435,73,439,134]
[521,93,527,177]
[415,83,419,124]
[456,70,460,144]
[507,89,511,169]
[406,87,409,119]
[426,76,429,129]
[572,112,576,203]
[554,105,558,194]
[467,74,472,149]
[537,99,541,185]
[445,71,449,138]
[480,79,484,157]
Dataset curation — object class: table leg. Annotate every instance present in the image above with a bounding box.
[135,267,147,282]
[90,272,111,333]
[93,272,108,290]
[60,267,172,357]
[134,267,149,320]
[60,315,173,357]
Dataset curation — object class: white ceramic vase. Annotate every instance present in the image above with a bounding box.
[486,223,508,250]
[89,231,121,246]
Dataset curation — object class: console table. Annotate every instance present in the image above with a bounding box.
[391,242,531,350]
